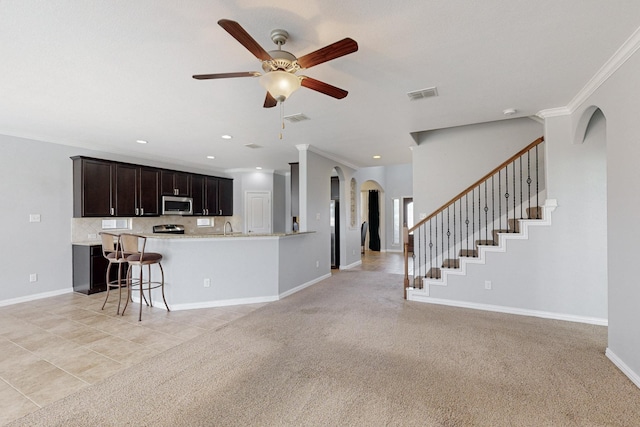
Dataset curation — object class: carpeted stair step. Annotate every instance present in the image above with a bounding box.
[426,267,441,279]
[442,259,460,269]
[459,249,478,257]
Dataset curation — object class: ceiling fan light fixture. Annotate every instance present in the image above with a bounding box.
[259,70,301,102]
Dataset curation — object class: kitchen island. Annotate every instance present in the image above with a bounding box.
[134,231,327,310]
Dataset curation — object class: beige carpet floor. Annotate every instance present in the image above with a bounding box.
[9,270,640,426]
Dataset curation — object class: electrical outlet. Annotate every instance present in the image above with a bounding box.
[88,233,97,240]
[484,280,492,290]
[29,214,41,223]
[29,273,38,282]
[316,261,319,268]
[203,278,211,288]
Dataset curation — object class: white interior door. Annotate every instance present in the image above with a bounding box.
[245,191,272,234]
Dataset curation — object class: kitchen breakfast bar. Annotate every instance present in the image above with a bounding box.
[136,231,327,310]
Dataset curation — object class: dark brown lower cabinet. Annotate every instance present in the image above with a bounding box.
[72,245,125,294]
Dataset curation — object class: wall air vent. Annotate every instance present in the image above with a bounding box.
[244,143,262,149]
[283,113,310,123]
[407,87,438,101]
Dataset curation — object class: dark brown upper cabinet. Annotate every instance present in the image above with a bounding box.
[161,170,191,196]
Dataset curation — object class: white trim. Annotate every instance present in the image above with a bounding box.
[306,145,361,170]
[0,287,73,307]
[606,348,640,390]
[406,294,608,326]
[340,260,363,270]
[168,296,278,311]
[415,199,557,290]
[161,273,332,311]
[279,273,331,299]
[538,25,640,118]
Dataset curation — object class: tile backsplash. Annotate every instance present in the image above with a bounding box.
[72,215,242,242]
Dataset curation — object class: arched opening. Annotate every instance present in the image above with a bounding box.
[361,180,385,253]
[330,167,345,269]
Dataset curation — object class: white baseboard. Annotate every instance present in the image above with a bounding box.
[168,273,332,311]
[606,348,640,390]
[169,296,279,311]
[340,260,362,270]
[0,287,73,307]
[406,293,608,326]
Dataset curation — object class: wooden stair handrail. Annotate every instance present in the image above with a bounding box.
[407,136,544,234]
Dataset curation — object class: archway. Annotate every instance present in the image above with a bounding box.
[361,180,385,253]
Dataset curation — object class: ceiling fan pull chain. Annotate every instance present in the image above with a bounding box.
[279,101,284,140]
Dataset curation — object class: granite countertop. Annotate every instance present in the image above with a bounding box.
[72,231,313,245]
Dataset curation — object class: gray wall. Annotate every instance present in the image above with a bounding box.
[572,42,640,385]
[412,118,544,219]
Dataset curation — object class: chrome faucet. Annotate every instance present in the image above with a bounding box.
[223,221,233,236]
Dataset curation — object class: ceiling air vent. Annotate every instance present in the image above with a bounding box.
[244,143,262,149]
[283,113,310,123]
[407,87,438,101]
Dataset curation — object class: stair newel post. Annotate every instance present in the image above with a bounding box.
[453,202,457,265]
[472,188,475,254]
[403,225,409,297]
[478,184,481,244]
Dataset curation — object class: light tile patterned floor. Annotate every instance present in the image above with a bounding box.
[0,252,403,425]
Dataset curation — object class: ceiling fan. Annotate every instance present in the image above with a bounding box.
[193,19,358,108]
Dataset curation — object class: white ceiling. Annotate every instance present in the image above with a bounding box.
[2,1,640,174]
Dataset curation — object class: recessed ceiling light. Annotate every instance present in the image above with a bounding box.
[373,155,381,159]
[206,155,215,159]
[256,166,262,170]
[221,135,233,140]
[136,139,148,144]
[503,108,517,116]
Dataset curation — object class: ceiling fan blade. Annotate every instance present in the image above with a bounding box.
[218,19,273,62]
[296,38,358,69]
[263,92,277,108]
[192,72,260,80]
[300,76,348,99]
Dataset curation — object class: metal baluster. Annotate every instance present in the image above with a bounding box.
[527,149,531,218]
[435,214,439,276]
[416,225,421,284]
[491,175,495,241]
[465,193,469,255]
[536,144,540,218]
[512,160,516,230]
[459,197,462,258]
[429,219,433,277]
[499,170,502,233]
[453,201,457,264]
[472,188,475,252]
[505,163,509,236]
[519,156,523,219]
[441,211,444,270]
[484,180,488,243]
[446,207,451,266]
[478,184,481,244]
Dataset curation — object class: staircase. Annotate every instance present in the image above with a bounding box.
[403,137,552,299]
[407,201,556,299]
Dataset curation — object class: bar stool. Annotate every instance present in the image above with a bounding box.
[120,233,170,321]
[99,232,129,314]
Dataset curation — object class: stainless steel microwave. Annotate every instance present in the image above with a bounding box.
[161,196,193,215]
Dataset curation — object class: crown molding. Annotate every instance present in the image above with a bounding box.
[537,25,640,119]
